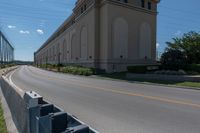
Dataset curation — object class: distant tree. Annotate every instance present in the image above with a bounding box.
[165,31,200,64]
[161,49,187,70]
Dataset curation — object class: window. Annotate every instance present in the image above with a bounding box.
[84,4,87,11]
[124,0,128,3]
[141,0,145,8]
[81,7,84,13]
[117,0,128,3]
[148,2,152,10]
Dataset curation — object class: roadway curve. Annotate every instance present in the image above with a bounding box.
[6,66,200,133]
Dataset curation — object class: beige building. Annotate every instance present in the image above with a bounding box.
[34,0,160,72]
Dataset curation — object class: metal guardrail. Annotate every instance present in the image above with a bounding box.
[24,91,97,133]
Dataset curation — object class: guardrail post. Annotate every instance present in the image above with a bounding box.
[24,91,43,133]
[24,91,97,133]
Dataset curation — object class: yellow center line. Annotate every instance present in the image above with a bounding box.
[27,66,200,108]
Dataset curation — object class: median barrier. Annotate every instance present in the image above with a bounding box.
[0,76,27,133]
[0,76,98,133]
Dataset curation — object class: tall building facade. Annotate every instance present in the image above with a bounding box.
[34,0,160,72]
[0,31,14,63]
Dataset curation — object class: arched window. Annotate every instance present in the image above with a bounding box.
[112,17,128,59]
[139,22,152,59]
[71,35,76,60]
[71,34,80,60]
[80,26,87,59]
[63,40,66,61]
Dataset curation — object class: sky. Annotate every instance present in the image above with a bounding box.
[0,0,200,61]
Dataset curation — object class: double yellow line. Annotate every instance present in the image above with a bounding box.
[27,66,200,108]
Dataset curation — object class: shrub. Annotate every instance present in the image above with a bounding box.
[160,49,187,70]
[127,65,159,74]
[0,65,6,69]
[154,70,186,75]
[61,66,93,76]
[185,64,200,73]
[91,68,106,75]
[39,64,47,68]
[127,66,147,73]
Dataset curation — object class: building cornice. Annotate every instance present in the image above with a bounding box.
[101,0,158,15]
[36,0,159,54]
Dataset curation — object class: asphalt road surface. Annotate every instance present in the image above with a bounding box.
[6,66,200,133]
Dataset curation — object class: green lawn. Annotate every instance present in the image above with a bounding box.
[176,82,200,88]
[98,72,200,88]
[0,104,8,133]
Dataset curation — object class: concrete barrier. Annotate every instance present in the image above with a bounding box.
[0,76,27,133]
[0,74,98,133]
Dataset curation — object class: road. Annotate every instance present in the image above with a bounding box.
[6,66,200,133]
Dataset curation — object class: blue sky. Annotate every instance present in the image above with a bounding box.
[0,0,200,61]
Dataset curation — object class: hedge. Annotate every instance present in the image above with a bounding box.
[0,64,15,69]
[186,64,200,73]
[127,65,160,74]
[61,66,93,76]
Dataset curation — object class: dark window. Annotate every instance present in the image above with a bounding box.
[148,2,152,10]
[141,0,145,8]
[124,0,128,3]
[84,4,87,10]
[81,7,84,13]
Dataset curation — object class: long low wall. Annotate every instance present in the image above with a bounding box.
[0,71,98,133]
[0,76,27,133]
[126,73,200,82]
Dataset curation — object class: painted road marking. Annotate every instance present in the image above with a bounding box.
[23,66,200,109]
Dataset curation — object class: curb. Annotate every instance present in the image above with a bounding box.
[91,75,200,91]
[35,67,200,91]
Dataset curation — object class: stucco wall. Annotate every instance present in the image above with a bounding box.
[35,0,159,72]
[98,2,157,72]
[36,7,96,67]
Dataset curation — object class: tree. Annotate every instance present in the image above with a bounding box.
[165,31,200,64]
[161,49,187,70]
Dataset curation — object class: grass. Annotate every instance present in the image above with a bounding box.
[98,72,200,88]
[0,103,8,133]
[38,64,200,88]
[176,82,200,88]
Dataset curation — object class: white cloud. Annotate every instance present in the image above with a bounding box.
[8,25,16,29]
[36,29,44,35]
[156,43,160,48]
[19,30,30,34]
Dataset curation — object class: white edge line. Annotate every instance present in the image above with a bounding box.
[4,67,100,133]
[6,68,24,94]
